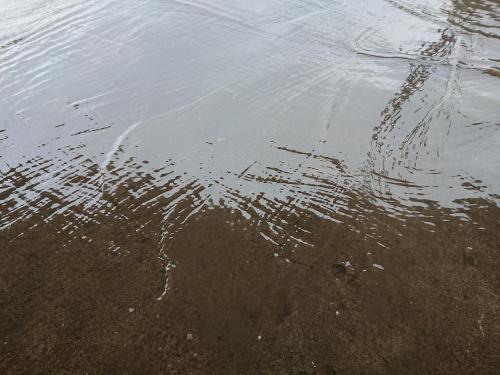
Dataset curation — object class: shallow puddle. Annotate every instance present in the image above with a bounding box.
[1,0,500,373]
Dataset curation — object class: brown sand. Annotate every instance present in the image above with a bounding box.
[1,183,499,374]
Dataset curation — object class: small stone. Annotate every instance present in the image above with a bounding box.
[463,248,477,266]
[128,307,135,313]
[257,335,262,340]
[336,310,340,316]
[186,333,193,340]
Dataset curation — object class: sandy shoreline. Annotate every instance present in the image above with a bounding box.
[1,182,499,373]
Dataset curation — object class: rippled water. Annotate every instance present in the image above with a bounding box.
[2,0,498,244]
[1,0,500,372]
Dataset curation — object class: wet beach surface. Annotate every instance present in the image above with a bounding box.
[1,0,500,373]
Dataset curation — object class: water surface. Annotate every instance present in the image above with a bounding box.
[1,0,500,373]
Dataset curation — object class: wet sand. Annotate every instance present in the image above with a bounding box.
[1,0,500,373]
[1,170,500,373]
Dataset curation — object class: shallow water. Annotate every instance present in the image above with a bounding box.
[1,0,500,372]
[1,0,499,233]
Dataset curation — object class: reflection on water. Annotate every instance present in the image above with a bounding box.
[1,0,500,371]
[1,0,498,242]
[449,0,500,39]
